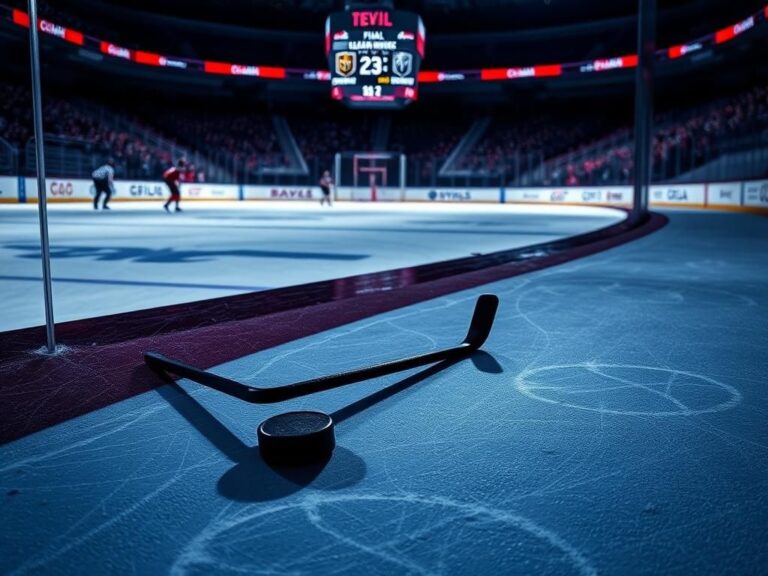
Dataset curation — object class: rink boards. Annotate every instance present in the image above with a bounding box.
[0,176,767,211]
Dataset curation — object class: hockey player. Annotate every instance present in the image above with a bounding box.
[163,158,186,213]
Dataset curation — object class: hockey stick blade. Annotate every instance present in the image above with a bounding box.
[462,293,499,349]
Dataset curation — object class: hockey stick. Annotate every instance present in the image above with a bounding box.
[144,294,498,404]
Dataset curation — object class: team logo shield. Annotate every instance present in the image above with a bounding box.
[393,52,413,77]
[336,52,356,77]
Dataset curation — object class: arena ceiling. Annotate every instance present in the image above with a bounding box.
[56,0,762,34]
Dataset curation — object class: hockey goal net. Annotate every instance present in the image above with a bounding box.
[334,152,406,202]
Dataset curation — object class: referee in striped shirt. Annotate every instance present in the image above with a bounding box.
[92,159,115,210]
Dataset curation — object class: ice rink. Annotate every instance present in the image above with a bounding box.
[0,201,623,331]
[2,209,767,575]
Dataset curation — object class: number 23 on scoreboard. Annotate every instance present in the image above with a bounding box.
[360,55,384,75]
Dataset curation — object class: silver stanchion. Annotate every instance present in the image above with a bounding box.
[28,0,56,353]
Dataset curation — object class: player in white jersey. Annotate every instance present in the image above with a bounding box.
[91,159,115,210]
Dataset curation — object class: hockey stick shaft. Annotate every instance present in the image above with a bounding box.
[145,294,498,404]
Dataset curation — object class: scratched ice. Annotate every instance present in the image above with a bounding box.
[172,494,595,576]
[1,210,767,575]
[516,364,742,416]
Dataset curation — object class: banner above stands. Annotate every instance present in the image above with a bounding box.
[6,178,768,212]
[3,3,766,85]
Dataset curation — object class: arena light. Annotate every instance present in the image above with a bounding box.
[417,70,440,83]
[11,8,29,27]
[202,61,286,78]
[594,55,638,71]
[480,64,562,81]
[39,19,83,45]
[668,43,703,59]
[100,41,131,60]
[258,66,287,79]
[715,15,755,44]
[134,51,162,66]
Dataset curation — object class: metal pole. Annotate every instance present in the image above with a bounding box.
[399,153,406,201]
[334,152,341,193]
[630,0,656,225]
[28,0,56,352]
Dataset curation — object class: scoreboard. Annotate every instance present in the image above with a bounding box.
[326,9,425,109]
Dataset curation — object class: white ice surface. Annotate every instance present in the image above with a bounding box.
[0,201,623,330]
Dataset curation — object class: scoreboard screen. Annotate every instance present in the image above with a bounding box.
[326,9,425,109]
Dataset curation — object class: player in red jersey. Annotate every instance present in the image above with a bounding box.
[163,159,186,213]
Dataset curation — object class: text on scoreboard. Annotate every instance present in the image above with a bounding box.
[325,9,425,109]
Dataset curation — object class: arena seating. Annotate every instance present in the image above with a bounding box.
[0,82,174,179]
[455,115,617,181]
[534,85,768,186]
[2,78,766,185]
[153,112,288,177]
[389,114,470,185]
[288,114,372,175]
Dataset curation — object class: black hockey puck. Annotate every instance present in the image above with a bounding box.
[257,411,335,466]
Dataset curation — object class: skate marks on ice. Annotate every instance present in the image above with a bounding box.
[171,493,596,576]
[515,364,742,417]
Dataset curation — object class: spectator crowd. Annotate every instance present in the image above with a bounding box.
[539,85,768,186]
[0,83,178,179]
[2,79,767,186]
[289,115,372,174]
[156,112,287,178]
[390,115,468,185]
[456,115,616,183]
